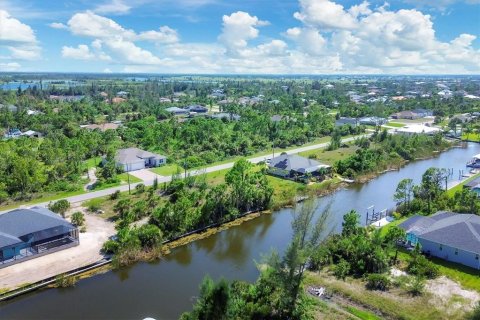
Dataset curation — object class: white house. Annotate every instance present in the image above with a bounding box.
[115,148,166,172]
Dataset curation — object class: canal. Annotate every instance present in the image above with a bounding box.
[1,142,479,320]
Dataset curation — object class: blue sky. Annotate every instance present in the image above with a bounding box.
[1,0,479,74]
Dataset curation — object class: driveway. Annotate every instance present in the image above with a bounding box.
[128,169,162,183]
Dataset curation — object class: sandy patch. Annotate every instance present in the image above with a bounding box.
[426,276,480,312]
[0,211,115,291]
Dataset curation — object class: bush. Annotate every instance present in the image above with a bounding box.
[468,302,480,320]
[407,253,439,279]
[110,190,121,200]
[407,275,425,296]
[334,259,351,280]
[55,274,78,288]
[85,198,103,213]
[365,273,391,291]
[48,199,70,217]
[102,239,120,254]
[71,211,85,227]
[135,183,145,194]
[136,224,163,248]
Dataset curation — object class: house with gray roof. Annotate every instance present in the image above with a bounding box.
[165,107,188,115]
[268,153,331,182]
[115,147,166,172]
[0,207,79,268]
[399,211,480,269]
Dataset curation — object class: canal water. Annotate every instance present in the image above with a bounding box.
[1,143,479,320]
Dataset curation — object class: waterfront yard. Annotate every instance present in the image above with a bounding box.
[299,144,359,165]
[0,211,115,291]
[462,132,480,142]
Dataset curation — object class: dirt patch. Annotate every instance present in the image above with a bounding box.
[426,276,480,312]
[0,209,115,291]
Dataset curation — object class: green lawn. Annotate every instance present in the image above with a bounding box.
[0,189,87,211]
[385,122,406,128]
[462,132,480,142]
[91,173,142,191]
[345,306,382,320]
[299,144,358,165]
[447,173,480,197]
[150,164,183,176]
[396,249,480,292]
[84,157,102,169]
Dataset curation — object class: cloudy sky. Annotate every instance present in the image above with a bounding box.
[0,0,479,74]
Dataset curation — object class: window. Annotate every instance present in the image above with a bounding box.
[476,255,479,260]
[454,249,458,255]
[439,245,442,251]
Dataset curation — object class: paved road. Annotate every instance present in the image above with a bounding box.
[1,134,370,213]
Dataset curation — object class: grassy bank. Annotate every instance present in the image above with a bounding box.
[462,132,480,142]
[305,271,461,320]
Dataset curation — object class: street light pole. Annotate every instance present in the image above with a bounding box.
[127,163,131,195]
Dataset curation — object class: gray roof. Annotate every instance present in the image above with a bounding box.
[165,107,188,114]
[269,153,330,174]
[400,212,480,254]
[0,207,75,248]
[464,177,480,189]
[116,148,165,165]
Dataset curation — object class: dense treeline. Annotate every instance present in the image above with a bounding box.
[0,129,119,201]
[394,168,480,216]
[103,160,273,265]
[335,131,450,178]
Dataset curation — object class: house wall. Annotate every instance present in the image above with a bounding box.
[419,238,480,270]
[0,244,27,260]
[120,161,145,172]
[267,167,290,177]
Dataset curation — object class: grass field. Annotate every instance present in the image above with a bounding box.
[447,172,480,197]
[150,164,182,176]
[385,122,406,128]
[299,144,358,165]
[462,132,480,142]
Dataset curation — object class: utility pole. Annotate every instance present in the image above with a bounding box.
[127,163,131,195]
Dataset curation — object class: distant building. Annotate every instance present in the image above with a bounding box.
[268,153,331,182]
[21,130,43,138]
[111,97,127,104]
[391,111,421,120]
[159,97,172,103]
[0,104,18,112]
[335,117,358,127]
[165,107,188,115]
[0,207,79,268]
[114,148,166,172]
[359,117,387,126]
[3,128,22,139]
[116,91,129,98]
[186,105,208,113]
[399,212,480,270]
[395,124,441,136]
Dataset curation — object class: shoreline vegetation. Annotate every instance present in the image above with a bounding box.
[3,134,476,319]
